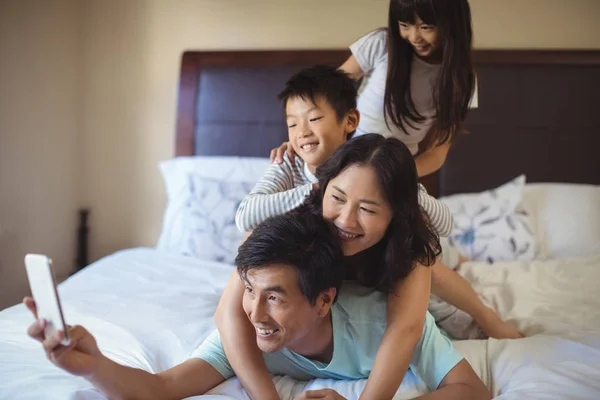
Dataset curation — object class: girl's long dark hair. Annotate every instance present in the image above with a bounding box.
[306,134,441,293]
[384,0,475,147]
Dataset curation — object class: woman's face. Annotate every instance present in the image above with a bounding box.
[322,164,393,256]
[398,15,442,61]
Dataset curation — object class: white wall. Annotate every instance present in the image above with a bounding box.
[1,0,599,308]
[79,0,389,262]
[0,0,81,308]
[472,0,600,49]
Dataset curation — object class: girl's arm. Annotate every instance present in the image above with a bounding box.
[359,263,432,400]
[339,55,364,80]
[214,271,280,400]
[415,140,451,177]
[414,124,454,178]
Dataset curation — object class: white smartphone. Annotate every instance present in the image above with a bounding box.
[24,254,70,345]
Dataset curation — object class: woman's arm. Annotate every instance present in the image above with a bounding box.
[359,264,432,400]
[214,272,280,400]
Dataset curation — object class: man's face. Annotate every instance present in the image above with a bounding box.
[241,264,330,353]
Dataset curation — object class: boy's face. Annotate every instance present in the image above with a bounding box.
[241,264,334,354]
[285,96,358,172]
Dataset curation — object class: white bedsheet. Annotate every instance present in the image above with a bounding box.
[1,248,599,399]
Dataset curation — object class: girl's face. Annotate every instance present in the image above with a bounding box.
[398,15,442,61]
[322,164,393,256]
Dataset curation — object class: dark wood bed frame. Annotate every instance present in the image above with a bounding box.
[174,49,600,197]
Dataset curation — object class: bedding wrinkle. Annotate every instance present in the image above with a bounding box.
[2,249,600,399]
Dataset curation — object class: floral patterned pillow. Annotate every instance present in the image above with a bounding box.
[442,175,536,263]
[159,174,253,264]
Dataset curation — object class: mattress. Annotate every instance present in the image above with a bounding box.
[1,248,599,399]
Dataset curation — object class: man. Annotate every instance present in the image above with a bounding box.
[25,209,489,400]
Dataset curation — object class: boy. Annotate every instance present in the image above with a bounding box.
[234,65,453,236]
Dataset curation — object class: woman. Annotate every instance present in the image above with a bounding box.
[216,134,482,400]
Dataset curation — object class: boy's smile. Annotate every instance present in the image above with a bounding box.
[285,95,358,173]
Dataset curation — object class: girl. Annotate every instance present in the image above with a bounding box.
[345,0,476,177]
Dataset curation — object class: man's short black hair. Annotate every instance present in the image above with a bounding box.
[277,65,358,122]
[235,208,344,305]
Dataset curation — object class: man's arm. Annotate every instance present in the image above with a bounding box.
[409,312,490,400]
[413,359,490,400]
[24,297,224,400]
[91,357,225,400]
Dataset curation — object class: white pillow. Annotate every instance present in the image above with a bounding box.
[440,175,536,263]
[157,156,270,263]
[521,183,600,260]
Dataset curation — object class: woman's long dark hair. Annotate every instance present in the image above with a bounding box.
[384,0,475,148]
[306,134,441,293]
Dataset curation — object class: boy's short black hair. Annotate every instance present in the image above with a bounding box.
[277,65,358,122]
[235,208,344,305]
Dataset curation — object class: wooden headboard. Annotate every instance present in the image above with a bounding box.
[175,49,600,197]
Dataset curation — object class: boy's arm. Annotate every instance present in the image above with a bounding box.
[359,264,431,400]
[417,184,453,237]
[214,271,280,400]
[235,155,313,232]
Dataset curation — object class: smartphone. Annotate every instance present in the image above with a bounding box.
[24,254,70,345]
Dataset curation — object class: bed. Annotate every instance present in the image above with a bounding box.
[1,48,600,400]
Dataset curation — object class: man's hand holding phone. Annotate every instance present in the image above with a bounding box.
[24,297,103,377]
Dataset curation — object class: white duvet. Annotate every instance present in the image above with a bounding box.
[0,248,599,399]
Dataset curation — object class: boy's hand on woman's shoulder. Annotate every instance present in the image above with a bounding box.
[270,141,297,165]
